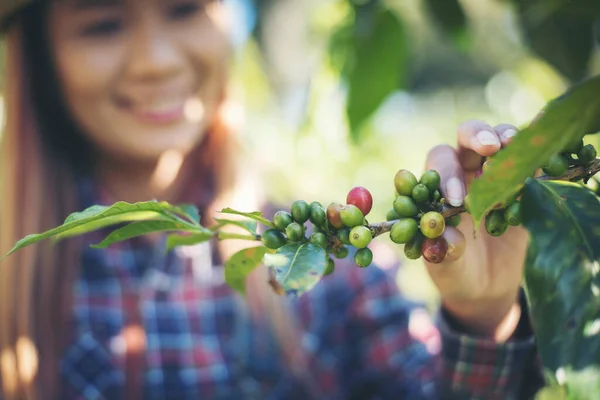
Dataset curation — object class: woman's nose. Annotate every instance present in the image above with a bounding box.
[125,19,184,82]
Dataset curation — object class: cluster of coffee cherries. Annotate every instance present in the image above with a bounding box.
[386,169,458,264]
[542,139,597,177]
[261,186,376,276]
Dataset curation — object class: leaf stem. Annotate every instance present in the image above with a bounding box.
[217,232,262,241]
[368,158,600,238]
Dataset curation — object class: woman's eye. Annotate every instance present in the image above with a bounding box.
[80,19,123,37]
[169,2,202,20]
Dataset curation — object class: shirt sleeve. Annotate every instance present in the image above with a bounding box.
[342,266,543,400]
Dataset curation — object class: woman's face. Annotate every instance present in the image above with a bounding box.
[48,0,231,162]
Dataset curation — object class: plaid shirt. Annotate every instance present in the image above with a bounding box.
[58,179,544,400]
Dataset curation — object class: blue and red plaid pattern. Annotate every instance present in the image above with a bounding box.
[58,179,544,399]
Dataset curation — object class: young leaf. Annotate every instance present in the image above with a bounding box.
[224,246,268,295]
[91,220,206,249]
[166,231,215,251]
[468,75,600,228]
[521,179,600,394]
[212,218,258,235]
[346,4,407,142]
[170,204,201,225]
[263,243,327,296]
[2,201,190,260]
[218,208,274,228]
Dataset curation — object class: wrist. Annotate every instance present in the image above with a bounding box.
[442,292,522,342]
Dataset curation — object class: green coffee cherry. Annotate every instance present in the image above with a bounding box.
[309,232,328,249]
[420,170,441,192]
[261,229,287,249]
[542,154,569,177]
[354,248,373,268]
[485,210,508,237]
[433,190,441,202]
[420,211,445,239]
[273,211,293,231]
[578,144,597,165]
[394,169,418,196]
[504,202,522,226]
[393,196,418,218]
[386,208,401,221]
[404,232,425,260]
[412,184,430,203]
[334,246,349,259]
[390,219,418,244]
[340,204,365,228]
[324,258,335,276]
[285,222,305,242]
[446,214,461,228]
[309,203,327,227]
[291,200,310,223]
[337,228,351,245]
[565,138,584,154]
[349,226,372,249]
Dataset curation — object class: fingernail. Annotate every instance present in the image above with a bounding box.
[446,177,464,207]
[501,128,517,141]
[475,130,500,146]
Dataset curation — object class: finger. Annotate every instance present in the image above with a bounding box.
[425,145,465,207]
[456,120,502,170]
[423,227,466,271]
[493,124,518,147]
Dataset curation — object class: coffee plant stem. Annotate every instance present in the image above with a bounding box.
[217,232,262,241]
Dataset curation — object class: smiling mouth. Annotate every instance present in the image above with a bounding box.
[117,97,189,125]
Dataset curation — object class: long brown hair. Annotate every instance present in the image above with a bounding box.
[0,3,237,399]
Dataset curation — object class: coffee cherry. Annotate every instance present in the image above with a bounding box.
[334,246,349,259]
[286,222,305,242]
[412,184,430,204]
[394,169,418,196]
[261,229,287,249]
[327,202,345,229]
[404,232,425,260]
[291,200,310,223]
[420,211,445,239]
[420,170,440,192]
[350,226,372,249]
[565,138,584,154]
[393,196,418,218]
[390,219,418,244]
[485,210,508,237]
[337,228,351,245]
[347,186,373,217]
[354,248,373,268]
[504,202,522,226]
[386,208,401,221]
[422,237,448,264]
[433,190,441,202]
[309,232,328,249]
[542,154,569,177]
[340,204,365,228]
[324,257,335,276]
[309,203,327,227]
[578,144,597,165]
[273,211,293,231]
[446,214,462,227]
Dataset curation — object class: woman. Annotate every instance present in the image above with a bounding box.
[0,0,543,399]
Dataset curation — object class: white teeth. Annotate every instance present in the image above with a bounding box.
[137,99,183,114]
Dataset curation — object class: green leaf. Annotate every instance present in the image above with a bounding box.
[521,179,600,395]
[423,0,470,51]
[263,242,327,296]
[171,204,200,225]
[91,220,209,249]
[224,246,268,295]
[166,231,215,251]
[2,201,192,260]
[535,385,567,400]
[468,75,600,227]
[345,4,407,142]
[218,208,274,228]
[212,218,258,235]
